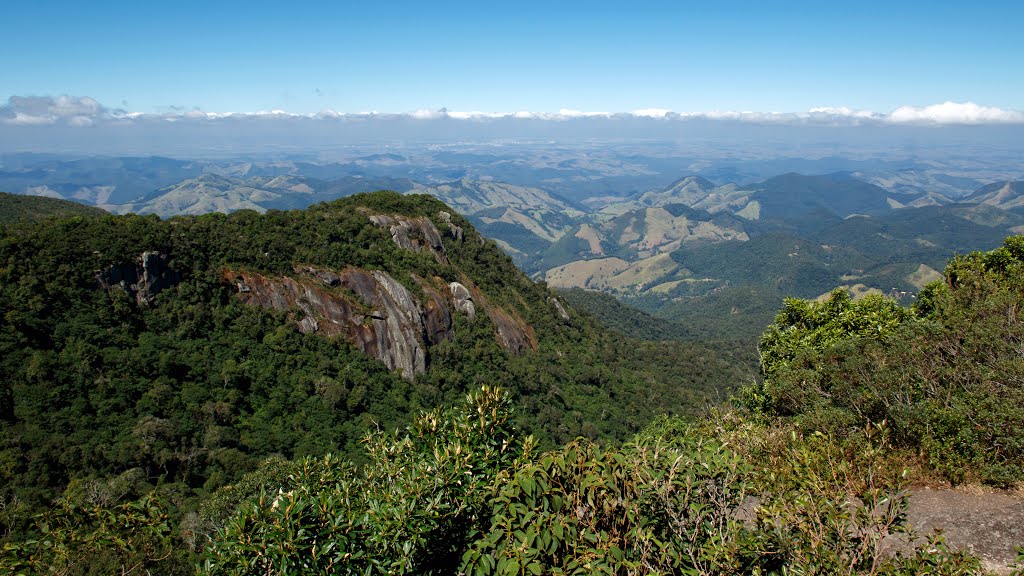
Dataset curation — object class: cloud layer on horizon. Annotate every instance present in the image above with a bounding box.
[3,95,1023,127]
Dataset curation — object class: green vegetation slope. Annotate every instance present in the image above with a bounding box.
[0,192,107,225]
[0,192,747,561]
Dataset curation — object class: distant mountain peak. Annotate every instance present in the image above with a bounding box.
[964,181,1024,212]
[748,172,893,219]
[664,175,717,190]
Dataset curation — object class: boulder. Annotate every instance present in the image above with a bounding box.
[448,281,476,319]
[438,211,464,241]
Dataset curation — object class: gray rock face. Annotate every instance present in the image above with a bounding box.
[550,297,571,321]
[487,306,535,354]
[438,211,464,241]
[422,286,454,344]
[889,488,1024,575]
[230,265,534,380]
[368,214,448,264]
[97,251,180,305]
[232,266,447,380]
[361,271,427,378]
[448,281,476,319]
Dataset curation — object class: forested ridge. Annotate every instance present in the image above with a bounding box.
[1,193,1023,573]
[0,192,107,226]
[0,192,752,572]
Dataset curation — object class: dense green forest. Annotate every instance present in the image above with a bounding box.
[2,194,1023,573]
[0,193,748,568]
[0,192,107,225]
[556,288,694,341]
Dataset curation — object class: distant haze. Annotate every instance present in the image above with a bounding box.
[2,95,1023,157]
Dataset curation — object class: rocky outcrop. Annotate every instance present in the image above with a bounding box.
[437,211,464,241]
[231,269,362,340]
[459,279,537,353]
[350,269,428,378]
[487,307,537,354]
[421,286,454,344]
[228,263,535,379]
[368,214,449,264]
[97,251,180,305]
[231,266,434,380]
[550,297,571,322]
[448,281,476,319]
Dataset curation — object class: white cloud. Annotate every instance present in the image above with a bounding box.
[257,109,299,117]
[50,95,102,117]
[67,116,94,127]
[632,108,672,118]
[3,95,1023,128]
[887,101,1024,124]
[447,110,509,120]
[557,108,610,118]
[408,108,447,120]
[7,111,57,125]
[0,95,113,125]
[808,106,879,119]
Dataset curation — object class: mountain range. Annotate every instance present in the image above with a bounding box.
[3,152,1024,341]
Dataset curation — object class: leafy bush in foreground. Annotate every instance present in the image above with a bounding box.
[202,385,532,575]
[752,236,1024,485]
[195,388,977,575]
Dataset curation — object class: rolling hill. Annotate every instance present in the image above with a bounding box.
[962,180,1024,212]
[0,191,107,225]
[407,179,582,264]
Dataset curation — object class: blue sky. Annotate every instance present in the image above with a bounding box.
[2,0,1022,115]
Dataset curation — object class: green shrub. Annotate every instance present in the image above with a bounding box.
[1,493,191,575]
[202,386,533,575]
[750,236,1024,485]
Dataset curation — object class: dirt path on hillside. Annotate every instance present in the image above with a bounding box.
[902,487,1024,574]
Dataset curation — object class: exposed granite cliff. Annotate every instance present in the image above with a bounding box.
[97,251,180,305]
[225,210,539,379]
[231,266,434,380]
[460,279,538,354]
[229,264,536,380]
[368,213,449,264]
[550,297,571,322]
